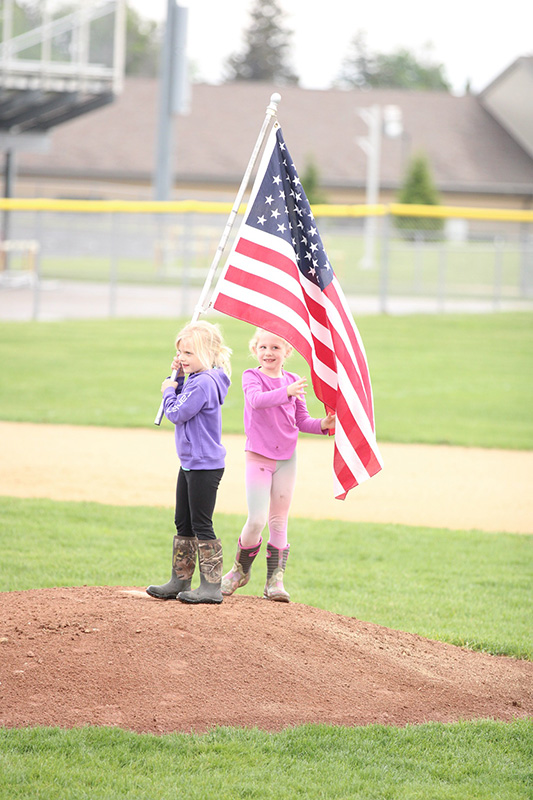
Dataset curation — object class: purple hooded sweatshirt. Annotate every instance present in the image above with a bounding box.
[162,368,230,470]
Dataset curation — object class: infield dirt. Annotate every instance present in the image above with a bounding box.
[1,421,531,734]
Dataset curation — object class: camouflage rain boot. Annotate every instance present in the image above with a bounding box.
[178,538,224,605]
[221,537,262,596]
[146,535,197,599]
[263,542,290,603]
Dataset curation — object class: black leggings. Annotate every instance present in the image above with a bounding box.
[174,467,224,541]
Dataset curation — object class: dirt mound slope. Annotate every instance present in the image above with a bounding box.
[1,586,531,735]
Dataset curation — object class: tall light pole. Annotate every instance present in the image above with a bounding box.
[357,104,403,269]
[153,0,189,201]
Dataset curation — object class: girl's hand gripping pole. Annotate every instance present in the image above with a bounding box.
[154,368,179,426]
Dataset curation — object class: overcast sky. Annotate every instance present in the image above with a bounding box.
[128,0,532,94]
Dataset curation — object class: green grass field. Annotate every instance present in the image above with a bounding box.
[1,720,531,800]
[1,313,532,447]
[1,312,532,799]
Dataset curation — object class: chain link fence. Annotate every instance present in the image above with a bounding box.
[1,200,532,321]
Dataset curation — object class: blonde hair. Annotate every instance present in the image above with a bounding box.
[175,320,232,376]
[248,327,293,359]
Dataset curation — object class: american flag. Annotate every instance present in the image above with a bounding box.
[212,123,383,499]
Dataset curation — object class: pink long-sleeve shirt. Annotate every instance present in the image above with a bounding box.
[242,367,326,460]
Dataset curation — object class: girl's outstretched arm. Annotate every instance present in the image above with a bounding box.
[243,371,294,409]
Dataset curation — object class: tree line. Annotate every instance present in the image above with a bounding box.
[8,0,451,90]
[7,0,446,218]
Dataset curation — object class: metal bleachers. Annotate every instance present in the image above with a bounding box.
[0,0,125,137]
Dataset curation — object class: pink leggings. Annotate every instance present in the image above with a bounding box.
[240,451,297,549]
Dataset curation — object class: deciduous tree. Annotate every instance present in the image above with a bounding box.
[337,31,450,91]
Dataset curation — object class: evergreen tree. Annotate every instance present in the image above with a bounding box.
[337,31,450,91]
[224,0,298,84]
[395,152,444,239]
[301,156,327,205]
[335,30,373,89]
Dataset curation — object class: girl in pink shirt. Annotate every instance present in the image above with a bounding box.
[221,328,335,602]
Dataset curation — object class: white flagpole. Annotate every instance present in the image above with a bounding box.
[154,92,281,425]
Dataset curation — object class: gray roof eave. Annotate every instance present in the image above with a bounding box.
[16,166,533,198]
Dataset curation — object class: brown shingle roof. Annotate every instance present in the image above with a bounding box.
[18,78,533,196]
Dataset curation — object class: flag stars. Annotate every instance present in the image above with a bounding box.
[244,129,336,295]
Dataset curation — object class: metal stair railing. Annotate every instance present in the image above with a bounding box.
[0,0,125,95]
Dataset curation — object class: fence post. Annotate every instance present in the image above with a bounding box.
[31,211,43,321]
[437,238,447,313]
[180,211,193,317]
[519,226,533,298]
[493,235,503,311]
[413,231,423,295]
[109,213,119,317]
[379,210,390,313]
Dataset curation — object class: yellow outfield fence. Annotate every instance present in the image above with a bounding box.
[1,197,533,221]
[0,200,532,320]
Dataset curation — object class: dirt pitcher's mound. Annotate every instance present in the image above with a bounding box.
[1,586,531,735]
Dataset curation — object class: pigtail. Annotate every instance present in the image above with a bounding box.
[212,340,232,377]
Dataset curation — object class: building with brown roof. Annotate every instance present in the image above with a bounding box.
[11,57,533,209]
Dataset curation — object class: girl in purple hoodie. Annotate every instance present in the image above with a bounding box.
[221,328,335,603]
[146,321,231,605]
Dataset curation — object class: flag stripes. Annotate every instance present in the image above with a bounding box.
[212,123,383,498]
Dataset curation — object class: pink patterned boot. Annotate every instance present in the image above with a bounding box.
[221,537,262,596]
[263,542,290,602]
